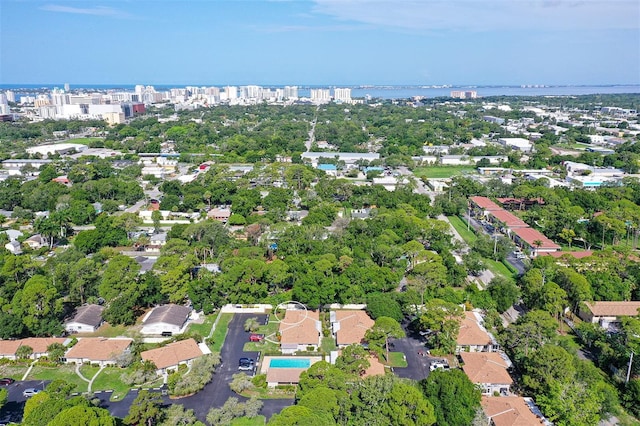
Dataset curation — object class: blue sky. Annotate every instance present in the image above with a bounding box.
[1,0,639,85]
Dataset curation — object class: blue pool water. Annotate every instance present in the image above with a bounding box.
[269,358,311,369]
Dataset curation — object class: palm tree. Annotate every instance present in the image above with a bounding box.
[533,239,543,257]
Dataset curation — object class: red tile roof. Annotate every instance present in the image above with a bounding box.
[457,312,493,346]
[584,301,640,317]
[460,352,513,385]
[333,310,374,346]
[66,338,132,361]
[482,396,545,426]
[141,338,203,369]
[279,310,320,346]
[488,210,529,228]
[470,196,502,211]
[510,227,560,250]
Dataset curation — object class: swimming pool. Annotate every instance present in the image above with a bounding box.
[269,358,311,369]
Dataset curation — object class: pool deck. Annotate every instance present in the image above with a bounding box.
[260,355,323,375]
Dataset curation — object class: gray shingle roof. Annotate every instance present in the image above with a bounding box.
[144,305,191,327]
[68,304,104,328]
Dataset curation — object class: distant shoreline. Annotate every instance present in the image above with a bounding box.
[3,84,639,100]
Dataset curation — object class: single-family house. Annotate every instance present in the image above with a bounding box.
[460,352,513,396]
[0,340,24,360]
[65,304,105,333]
[23,234,46,250]
[0,337,68,360]
[148,233,167,248]
[279,310,321,354]
[330,310,374,347]
[141,338,204,374]
[457,311,499,353]
[482,396,548,426]
[4,240,22,255]
[207,208,231,223]
[141,304,192,336]
[579,301,640,330]
[65,338,133,366]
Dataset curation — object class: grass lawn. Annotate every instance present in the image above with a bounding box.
[0,363,30,380]
[413,166,475,179]
[243,317,281,352]
[484,259,516,282]
[92,366,163,401]
[231,416,267,426]
[188,313,217,338]
[63,137,104,144]
[81,324,130,338]
[28,364,88,393]
[447,216,477,244]
[383,352,408,368]
[241,387,296,400]
[321,337,337,354]
[209,313,234,353]
[79,364,101,381]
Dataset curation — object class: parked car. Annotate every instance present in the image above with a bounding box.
[429,361,450,372]
[22,388,41,398]
[238,358,255,371]
[249,334,264,342]
[0,378,14,385]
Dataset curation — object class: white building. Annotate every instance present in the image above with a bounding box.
[333,88,352,103]
[141,304,193,336]
[310,89,331,104]
[498,137,533,152]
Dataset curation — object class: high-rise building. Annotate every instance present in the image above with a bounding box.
[5,91,15,103]
[64,83,70,92]
[284,86,298,99]
[450,90,477,99]
[310,88,331,104]
[224,86,238,100]
[333,88,352,102]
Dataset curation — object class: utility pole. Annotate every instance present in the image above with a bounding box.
[626,351,634,384]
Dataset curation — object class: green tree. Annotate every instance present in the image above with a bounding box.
[364,316,405,362]
[49,406,116,426]
[487,277,521,313]
[418,299,464,353]
[335,344,371,376]
[365,293,403,322]
[421,369,481,426]
[125,390,164,426]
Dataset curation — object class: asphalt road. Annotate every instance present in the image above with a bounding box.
[0,380,50,424]
[389,322,438,382]
[1,314,293,424]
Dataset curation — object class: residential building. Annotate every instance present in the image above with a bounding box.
[5,240,22,255]
[579,301,640,329]
[141,338,205,374]
[141,304,192,336]
[23,234,46,250]
[460,352,513,396]
[65,338,132,366]
[481,396,547,426]
[310,89,331,104]
[207,207,231,223]
[0,337,67,360]
[333,88,352,103]
[457,311,499,353]
[65,304,105,333]
[330,310,374,347]
[279,310,321,354]
[509,227,560,255]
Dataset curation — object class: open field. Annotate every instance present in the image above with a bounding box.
[28,364,88,392]
[447,215,478,244]
[209,313,234,353]
[413,166,475,179]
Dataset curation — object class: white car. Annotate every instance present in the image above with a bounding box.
[22,388,41,398]
[429,362,450,372]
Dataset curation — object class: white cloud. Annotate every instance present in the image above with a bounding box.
[40,4,131,18]
[311,0,640,32]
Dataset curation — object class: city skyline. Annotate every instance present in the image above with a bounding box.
[1,0,639,86]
